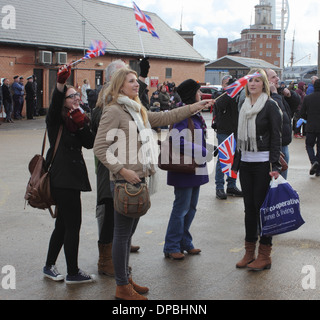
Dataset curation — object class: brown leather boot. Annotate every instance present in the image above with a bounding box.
[98,242,114,277]
[247,243,272,271]
[115,283,148,300]
[236,241,256,268]
[129,278,149,294]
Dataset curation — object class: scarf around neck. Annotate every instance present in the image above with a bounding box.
[237,92,269,153]
[116,94,158,194]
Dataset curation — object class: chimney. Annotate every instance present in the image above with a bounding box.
[217,38,228,59]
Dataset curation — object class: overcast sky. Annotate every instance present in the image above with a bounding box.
[103,0,320,67]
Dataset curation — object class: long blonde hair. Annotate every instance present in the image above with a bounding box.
[105,67,148,126]
[245,68,270,97]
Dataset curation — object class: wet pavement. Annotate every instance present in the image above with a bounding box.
[0,114,320,301]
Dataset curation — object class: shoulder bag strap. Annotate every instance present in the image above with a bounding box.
[47,125,63,169]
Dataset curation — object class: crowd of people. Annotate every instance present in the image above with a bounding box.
[3,58,319,300]
[0,75,38,124]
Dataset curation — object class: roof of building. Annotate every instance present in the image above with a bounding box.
[1,0,207,62]
[206,55,281,71]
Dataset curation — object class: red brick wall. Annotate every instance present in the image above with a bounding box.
[0,45,205,116]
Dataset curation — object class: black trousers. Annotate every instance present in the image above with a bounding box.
[45,188,82,276]
[239,161,272,246]
[98,198,115,244]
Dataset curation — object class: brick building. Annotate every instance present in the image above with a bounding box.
[218,1,281,67]
[0,0,207,117]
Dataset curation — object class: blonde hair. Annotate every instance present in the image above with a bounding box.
[245,68,270,97]
[105,67,148,125]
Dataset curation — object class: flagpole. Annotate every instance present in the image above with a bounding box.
[137,27,146,58]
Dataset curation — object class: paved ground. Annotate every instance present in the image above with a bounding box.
[0,114,320,301]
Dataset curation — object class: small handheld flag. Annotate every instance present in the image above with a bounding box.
[68,40,107,67]
[225,72,261,98]
[217,133,237,178]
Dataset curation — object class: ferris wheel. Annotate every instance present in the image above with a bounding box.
[272,0,290,33]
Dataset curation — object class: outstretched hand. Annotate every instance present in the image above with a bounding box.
[190,99,215,114]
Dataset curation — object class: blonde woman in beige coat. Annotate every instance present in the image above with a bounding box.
[94,67,214,300]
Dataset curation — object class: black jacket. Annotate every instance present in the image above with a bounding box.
[2,84,12,103]
[270,90,300,146]
[300,91,320,133]
[46,87,94,191]
[214,93,239,137]
[235,99,283,172]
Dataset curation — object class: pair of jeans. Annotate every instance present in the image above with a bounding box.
[215,133,237,190]
[164,186,200,253]
[45,188,82,276]
[281,145,289,179]
[306,133,320,166]
[239,161,272,245]
[110,182,139,286]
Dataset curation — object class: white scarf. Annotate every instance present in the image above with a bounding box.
[237,92,269,152]
[117,94,159,195]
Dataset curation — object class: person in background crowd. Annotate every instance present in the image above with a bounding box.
[159,84,171,111]
[12,75,22,119]
[43,65,95,284]
[93,67,214,300]
[235,68,282,271]
[163,79,215,260]
[2,78,13,123]
[294,82,306,138]
[266,68,300,180]
[306,76,319,95]
[18,76,25,118]
[32,75,39,117]
[299,79,320,177]
[81,79,90,111]
[214,76,243,200]
[25,76,36,120]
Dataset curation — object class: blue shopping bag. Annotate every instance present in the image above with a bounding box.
[260,176,305,236]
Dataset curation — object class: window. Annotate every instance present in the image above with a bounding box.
[266,43,272,49]
[266,52,272,57]
[260,43,263,48]
[166,68,172,79]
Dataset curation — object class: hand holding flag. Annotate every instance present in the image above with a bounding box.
[217,133,237,178]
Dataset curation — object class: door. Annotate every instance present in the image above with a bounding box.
[33,69,43,112]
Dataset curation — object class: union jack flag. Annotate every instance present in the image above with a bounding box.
[225,72,261,98]
[218,133,237,179]
[133,2,159,39]
[84,40,107,59]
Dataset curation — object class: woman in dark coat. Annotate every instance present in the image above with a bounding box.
[43,65,95,284]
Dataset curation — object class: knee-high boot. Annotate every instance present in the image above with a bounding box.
[98,242,114,277]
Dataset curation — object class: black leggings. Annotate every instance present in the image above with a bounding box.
[45,188,82,276]
[239,161,272,246]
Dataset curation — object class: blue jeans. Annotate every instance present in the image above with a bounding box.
[164,186,200,253]
[215,133,237,190]
[281,145,289,179]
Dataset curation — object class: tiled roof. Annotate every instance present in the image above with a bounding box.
[1,0,207,62]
